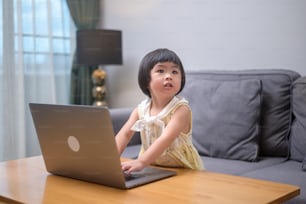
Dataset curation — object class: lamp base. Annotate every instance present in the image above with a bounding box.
[92,68,107,107]
[93,100,108,107]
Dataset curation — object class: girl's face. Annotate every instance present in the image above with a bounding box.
[148,62,182,99]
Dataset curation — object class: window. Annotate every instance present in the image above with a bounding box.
[0,0,75,161]
[14,0,75,75]
[1,0,75,74]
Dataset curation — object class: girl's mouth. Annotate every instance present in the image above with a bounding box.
[164,83,173,88]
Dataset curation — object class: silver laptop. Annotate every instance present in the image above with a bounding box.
[29,103,176,189]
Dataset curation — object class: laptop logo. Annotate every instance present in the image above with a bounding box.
[67,136,80,152]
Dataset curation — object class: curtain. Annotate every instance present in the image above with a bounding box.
[66,0,101,105]
[0,0,26,161]
[0,0,74,161]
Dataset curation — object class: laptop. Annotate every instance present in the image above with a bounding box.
[29,103,176,189]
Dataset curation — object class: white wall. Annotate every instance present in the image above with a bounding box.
[100,0,306,108]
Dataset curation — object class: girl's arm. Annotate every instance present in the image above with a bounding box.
[121,105,191,173]
[115,107,139,155]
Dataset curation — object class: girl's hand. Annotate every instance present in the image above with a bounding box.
[121,159,146,174]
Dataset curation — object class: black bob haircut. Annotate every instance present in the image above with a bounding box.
[138,48,186,97]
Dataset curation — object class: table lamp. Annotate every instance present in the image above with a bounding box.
[76,29,122,106]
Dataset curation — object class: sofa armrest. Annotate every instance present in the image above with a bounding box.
[109,108,141,146]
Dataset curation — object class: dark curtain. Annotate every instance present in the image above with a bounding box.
[66,0,101,105]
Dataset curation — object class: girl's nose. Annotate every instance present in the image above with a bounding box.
[165,72,172,80]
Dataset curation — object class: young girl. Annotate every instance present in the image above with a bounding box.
[115,48,204,174]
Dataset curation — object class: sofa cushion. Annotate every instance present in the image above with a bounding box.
[290,76,306,170]
[183,69,300,157]
[122,144,141,159]
[109,108,141,146]
[201,156,285,175]
[182,78,262,161]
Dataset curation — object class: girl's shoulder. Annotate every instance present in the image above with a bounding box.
[159,96,191,119]
[168,96,190,111]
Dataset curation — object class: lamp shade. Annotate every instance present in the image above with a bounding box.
[76,29,122,66]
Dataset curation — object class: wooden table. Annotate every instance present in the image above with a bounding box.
[0,156,300,204]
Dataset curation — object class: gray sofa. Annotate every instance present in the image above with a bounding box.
[110,69,306,203]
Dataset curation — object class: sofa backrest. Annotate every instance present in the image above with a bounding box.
[290,76,306,170]
[181,69,300,159]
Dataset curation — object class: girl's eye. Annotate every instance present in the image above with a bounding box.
[172,70,179,74]
[157,69,164,73]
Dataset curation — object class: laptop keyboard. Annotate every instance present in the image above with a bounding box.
[123,171,144,181]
